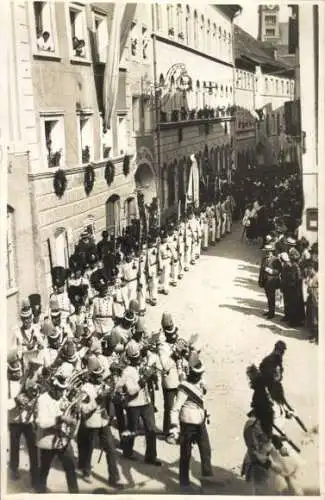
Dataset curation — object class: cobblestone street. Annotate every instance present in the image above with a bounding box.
[7,224,320,495]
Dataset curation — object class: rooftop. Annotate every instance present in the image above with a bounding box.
[234,24,294,76]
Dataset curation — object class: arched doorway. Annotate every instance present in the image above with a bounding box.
[134,163,157,205]
[106,194,120,236]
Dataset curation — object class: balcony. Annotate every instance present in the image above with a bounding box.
[159,105,236,129]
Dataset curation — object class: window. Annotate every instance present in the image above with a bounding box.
[193,10,198,48]
[177,4,184,39]
[200,15,205,51]
[281,80,284,94]
[31,2,58,55]
[41,113,65,168]
[54,228,69,268]
[275,79,279,94]
[7,206,16,291]
[125,198,137,226]
[100,114,112,159]
[132,97,141,133]
[265,15,276,25]
[286,81,289,94]
[228,33,232,59]
[167,5,174,36]
[130,21,137,57]
[117,115,127,156]
[265,77,269,92]
[142,26,149,59]
[93,12,108,63]
[212,23,217,51]
[265,28,275,36]
[206,20,211,52]
[185,6,191,44]
[69,4,88,58]
[79,114,93,164]
[143,98,152,132]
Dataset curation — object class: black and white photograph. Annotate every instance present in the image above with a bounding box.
[3,0,323,496]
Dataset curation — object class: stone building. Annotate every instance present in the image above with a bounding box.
[290,4,324,244]
[234,24,295,171]
[6,2,156,329]
[151,4,241,217]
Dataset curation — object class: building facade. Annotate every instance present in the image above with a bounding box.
[234,24,295,171]
[291,4,324,244]
[150,4,241,217]
[6,2,156,329]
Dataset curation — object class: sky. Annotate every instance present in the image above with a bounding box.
[236,4,292,38]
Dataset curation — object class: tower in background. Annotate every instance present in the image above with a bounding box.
[258,5,280,43]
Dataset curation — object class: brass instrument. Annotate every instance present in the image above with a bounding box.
[15,385,40,423]
[53,389,89,448]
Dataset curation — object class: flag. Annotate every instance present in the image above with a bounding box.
[103,3,137,131]
[191,154,200,205]
[103,3,125,130]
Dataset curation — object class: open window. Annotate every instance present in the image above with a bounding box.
[40,113,65,168]
[7,206,16,292]
[116,115,128,156]
[79,113,93,164]
[93,11,108,63]
[100,114,113,159]
[69,3,89,59]
[30,1,58,56]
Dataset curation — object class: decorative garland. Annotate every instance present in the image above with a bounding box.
[53,169,67,198]
[84,164,95,196]
[123,154,130,176]
[104,161,115,186]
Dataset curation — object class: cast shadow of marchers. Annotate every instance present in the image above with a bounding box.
[256,322,309,341]
[91,448,179,493]
[233,277,260,289]
[190,459,252,495]
[219,304,263,319]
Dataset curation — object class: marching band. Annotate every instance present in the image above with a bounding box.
[7,198,306,494]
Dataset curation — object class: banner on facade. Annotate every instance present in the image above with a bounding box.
[103,3,137,130]
[187,154,200,206]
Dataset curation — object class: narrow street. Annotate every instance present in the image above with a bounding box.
[8,223,320,495]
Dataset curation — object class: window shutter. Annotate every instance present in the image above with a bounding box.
[116,69,127,111]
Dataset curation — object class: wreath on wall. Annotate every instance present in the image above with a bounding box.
[104,161,115,186]
[123,154,130,176]
[84,164,95,195]
[53,169,67,198]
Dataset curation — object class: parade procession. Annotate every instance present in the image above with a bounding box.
[5,0,321,496]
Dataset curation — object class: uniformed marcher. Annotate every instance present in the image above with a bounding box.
[8,349,39,488]
[90,270,115,338]
[260,245,282,319]
[146,235,159,305]
[117,340,161,466]
[259,341,289,416]
[29,293,44,326]
[168,352,213,489]
[78,355,123,488]
[169,224,178,287]
[49,266,73,323]
[158,230,171,295]
[136,243,148,314]
[177,222,185,279]
[158,313,188,436]
[35,369,79,493]
[67,285,88,338]
[13,299,44,372]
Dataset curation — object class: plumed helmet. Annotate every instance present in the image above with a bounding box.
[51,266,67,288]
[124,310,136,325]
[41,320,60,339]
[29,294,42,316]
[188,352,204,374]
[87,354,104,375]
[134,318,146,335]
[20,298,32,319]
[88,337,102,355]
[49,295,61,317]
[129,300,140,315]
[126,339,140,359]
[60,339,78,363]
[161,312,176,334]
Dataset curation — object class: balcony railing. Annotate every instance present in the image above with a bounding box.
[159,105,236,125]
